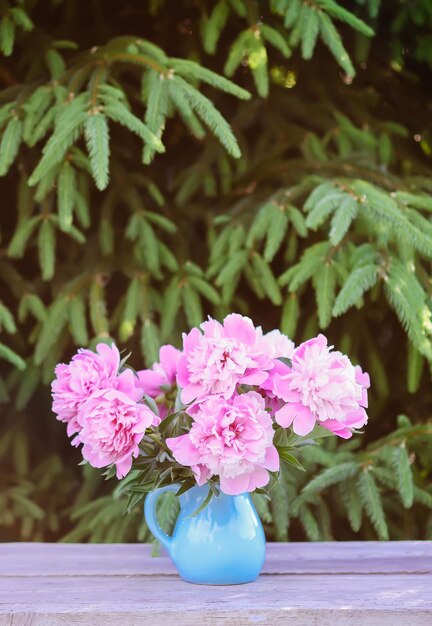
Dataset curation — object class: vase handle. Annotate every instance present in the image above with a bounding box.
[144,484,179,555]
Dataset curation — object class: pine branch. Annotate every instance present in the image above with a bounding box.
[84,113,110,190]
[392,444,414,509]
[357,469,389,540]
[0,116,22,175]
[333,264,379,316]
[303,462,359,493]
[172,75,241,158]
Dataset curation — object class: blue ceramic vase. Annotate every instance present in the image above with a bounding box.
[144,483,266,585]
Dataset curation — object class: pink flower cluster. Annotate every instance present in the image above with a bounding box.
[166,316,369,494]
[51,343,156,478]
[272,335,369,438]
[137,345,182,422]
[51,314,370,493]
[167,392,279,495]
[166,315,280,493]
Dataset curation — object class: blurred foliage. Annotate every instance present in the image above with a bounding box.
[1,0,432,542]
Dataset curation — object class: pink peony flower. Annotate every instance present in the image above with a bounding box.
[137,344,182,421]
[167,391,279,495]
[77,388,155,478]
[177,314,274,405]
[273,334,370,438]
[51,343,143,437]
[260,329,295,413]
[264,329,295,359]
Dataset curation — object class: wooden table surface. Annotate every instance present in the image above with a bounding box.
[0,541,431,625]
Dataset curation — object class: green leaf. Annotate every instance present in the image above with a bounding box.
[318,12,355,77]
[29,97,88,186]
[10,8,33,31]
[0,301,16,334]
[84,114,110,190]
[280,242,330,291]
[142,69,169,164]
[139,219,160,275]
[300,6,320,59]
[0,16,15,56]
[89,279,109,337]
[171,58,251,100]
[38,219,56,281]
[0,103,13,129]
[26,106,56,149]
[251,253,282,305]
[215,249,248,286]
[305,192,343,229]
[246,203,274,249]
[158,241,179,272]
[407,342,424,394]
[69,296,89,345]
[168,83,206,139]
[224,29,251,76]
[277,357,292,368]
[119,278,140,341]
[395,192,432,212]
[172,75,241,158]
[182,284,203,327]
[392,444,414,509]
[18,293,46,323]
[304,462,359,493]
[264,207,289,262]
[317,0,374,37]
[0,342,26,370]
[0,117,22,175]
[8,216,40,258]
[304,181,334,210]
[329,196,358,245]
[201,0,230,54]
[103,100,165,156]
[352,180,432,259]
[57,161,76,230]
[22,87,52,142]
[270,479,289,540]
[278,449,305,471]
[281,293,299,338]
[141,319,161,366]
[248,39,269,98]
[279,0,302,27]
[357,469,389,540]
[143,211,176,234]
[161,279,181,338]
[187,488,213,518]
[252,492,272,523]
[339,479,363,532]
[384,257,432,359]
[314,263,336,328]
[333,264,378,316]
[378,132,392,166]
[287,205,308,237]
[15,364,40,410]
[299,505,320,541]
[261,24,291,57]
[45,49,65,80]
[188,276,220,305]
[34,297,69,364]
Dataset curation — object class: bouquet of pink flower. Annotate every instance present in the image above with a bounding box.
[51,314,370,507]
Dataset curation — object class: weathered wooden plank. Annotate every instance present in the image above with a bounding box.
[1,541,431,576]
[0,573,431,626]
[1,542,431,625]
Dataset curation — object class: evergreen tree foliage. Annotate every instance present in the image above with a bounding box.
[1,0,432,541]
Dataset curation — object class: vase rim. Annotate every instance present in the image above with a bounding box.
[178,482,251,503]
